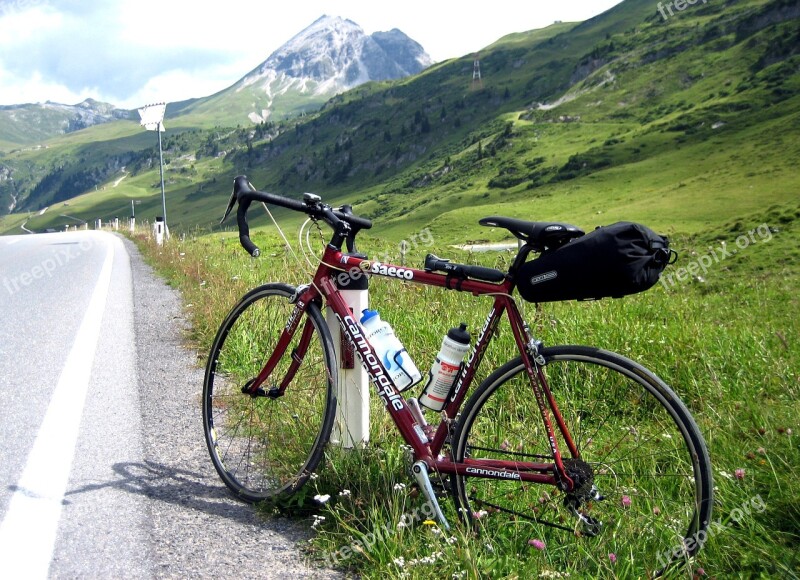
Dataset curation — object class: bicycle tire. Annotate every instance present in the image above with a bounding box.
[202,283,337,503]
[452,345,713,577]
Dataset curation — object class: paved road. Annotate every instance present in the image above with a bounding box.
[0,231,336,578]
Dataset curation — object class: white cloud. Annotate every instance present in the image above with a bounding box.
[0,67,97,105]
[0,2,62,46]
[121,62,255,109]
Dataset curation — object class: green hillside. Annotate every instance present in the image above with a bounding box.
[1,0,798,240]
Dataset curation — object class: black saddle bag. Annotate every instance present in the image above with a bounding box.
[516,221,674,303]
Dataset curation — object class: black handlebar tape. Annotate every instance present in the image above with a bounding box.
[236,196,260,257]
[230,174,373,257]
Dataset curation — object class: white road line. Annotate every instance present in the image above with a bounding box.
[0,239,114,579]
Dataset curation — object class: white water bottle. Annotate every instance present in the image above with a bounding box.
[360,309,422,391]
[419,323,471,412]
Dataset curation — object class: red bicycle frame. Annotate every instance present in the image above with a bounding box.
[249,243,580,491]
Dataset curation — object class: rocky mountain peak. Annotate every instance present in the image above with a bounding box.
[237,15,432,105]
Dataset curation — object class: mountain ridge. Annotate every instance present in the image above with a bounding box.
[176,15,433,126]
[0,15,432,142]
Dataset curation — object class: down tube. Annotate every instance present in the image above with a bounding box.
[324,284,434,460]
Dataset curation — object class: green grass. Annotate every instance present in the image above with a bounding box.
[132,195,800,578]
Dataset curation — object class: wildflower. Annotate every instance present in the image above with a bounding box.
[695,567,706,576]
[621,495,632,508]
[397,521,408,530]
[393,556,406,567]
[757,447,766,455]
[472,509,489,519]
[500,439,510,451]
[529,538,546,550]
[446,536,458,545]
[609,552,617,563]
[423,520,436,526]
[339,489,351,497]
[393,483,407,491]
[734,468,746,480]
[653,506,661,516]
[311,515,326,529]
[431,527,442,536]
[309,473,319,480]
[314,494,331,504]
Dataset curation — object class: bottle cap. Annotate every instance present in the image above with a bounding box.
[447,323,470,344]
[360,309,379,324]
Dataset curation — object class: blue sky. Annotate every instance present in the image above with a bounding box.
[0,0,624,109]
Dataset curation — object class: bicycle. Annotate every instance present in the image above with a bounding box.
[203,175,713,577]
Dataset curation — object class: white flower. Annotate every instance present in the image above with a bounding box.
[393,483,406,491]
[314,494,331,504]
[311,515,326,529]
[397,521,408,529]
[393,557,406,567]
[339,489,351,497]
[446,536,458,545]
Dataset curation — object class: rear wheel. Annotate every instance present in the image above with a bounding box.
[202,283,336,502]
[452,346,713,577]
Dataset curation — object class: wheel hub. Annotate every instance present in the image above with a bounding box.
[563,458,604,537]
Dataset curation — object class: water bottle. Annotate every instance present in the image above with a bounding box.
[360,309,421,391]
[419,323,471,412]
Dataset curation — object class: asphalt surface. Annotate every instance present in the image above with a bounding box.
[0,231,339,578]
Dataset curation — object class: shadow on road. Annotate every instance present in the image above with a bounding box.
[64,460,270,527]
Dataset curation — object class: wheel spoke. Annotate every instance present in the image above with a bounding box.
[453,347,712,577]
[202,284,335,502]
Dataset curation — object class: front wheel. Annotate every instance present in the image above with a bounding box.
[452,345,713,577]
[202,283,337,503]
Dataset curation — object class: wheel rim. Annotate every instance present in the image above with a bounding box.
[204,287,334,500]
[454,352,711,576]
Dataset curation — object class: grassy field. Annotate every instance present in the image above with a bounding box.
[132,195,799,578]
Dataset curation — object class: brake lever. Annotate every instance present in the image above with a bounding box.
[220,188,237,224]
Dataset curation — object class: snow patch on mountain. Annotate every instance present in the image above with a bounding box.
[235,15,432,122]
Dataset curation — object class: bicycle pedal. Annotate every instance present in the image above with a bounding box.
[412,461,450,531]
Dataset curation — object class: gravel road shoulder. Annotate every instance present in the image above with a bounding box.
[122,236,341,579]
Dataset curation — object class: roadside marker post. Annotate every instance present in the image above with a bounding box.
[326,271,370,449]
[153,217,165,246]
